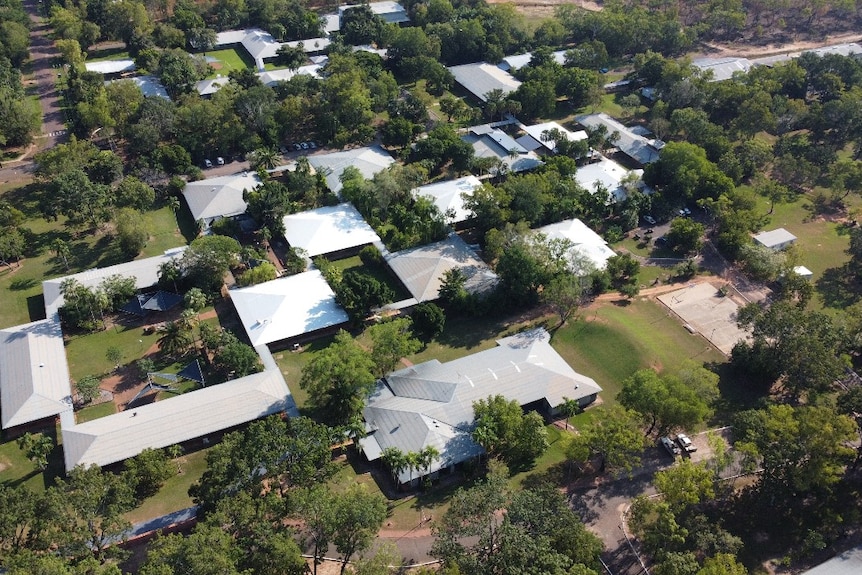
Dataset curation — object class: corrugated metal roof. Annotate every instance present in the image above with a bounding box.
[362,328,601,481]
[62,359,290,470]
[448,63,522,102]
[575,157,642,203]
[521,121,588,152]
[576,113,660,165]
[0,318,72,429]
[535,218,616,272]
[231,270,349,346]
[386,234,498,302]
[693,57,753,82]
[42,249,187,315]
[282,203,381,256]
[412,176,482,224]
[307,146,395,194]
[85,59,136,74]
[754,228,797,248]
[182,173,260,224]
[802,545,862,575]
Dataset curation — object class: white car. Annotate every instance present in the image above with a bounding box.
[676,433,697,453]
[643,215,656,225]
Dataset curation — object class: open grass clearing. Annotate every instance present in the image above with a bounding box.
[203,47,254,78]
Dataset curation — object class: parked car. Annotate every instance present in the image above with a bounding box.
[293,143,301,151]
[203,159,213,168]
[655,236,667,245]
[216,157,225,165]
[643,215,656,225]
[661,436,681,456]
[300,142,309,150]
[308,141,317,149]
[683,207,691,216]
[676,433,696,453]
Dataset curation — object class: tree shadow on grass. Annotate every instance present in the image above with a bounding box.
[816,264,862,309]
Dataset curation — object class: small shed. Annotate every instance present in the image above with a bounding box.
[754,228,797,251]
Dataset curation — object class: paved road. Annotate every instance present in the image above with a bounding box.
[22,0,67,148]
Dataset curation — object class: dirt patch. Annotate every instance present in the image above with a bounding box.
[694,31,862,59]
[487,0,601,18]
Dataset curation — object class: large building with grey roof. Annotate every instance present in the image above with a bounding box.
[359,328,601,485]
[576,113,663,166]
[182,172,261,229]
[448,62,522,102]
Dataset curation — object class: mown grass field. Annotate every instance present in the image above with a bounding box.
[205,47,255,78]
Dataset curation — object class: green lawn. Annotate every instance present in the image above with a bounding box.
[551,298,726,404]
[124,448,210,524]
[204,48,255,78]
[65,324,162,382]
[76,401,118,422]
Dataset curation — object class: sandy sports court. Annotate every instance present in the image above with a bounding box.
[657,282,751,355]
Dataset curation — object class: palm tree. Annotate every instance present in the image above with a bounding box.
[381,447,408,487]
[249,147,279,171]
[52,238,71,270]
[166,196,181,230]
[558,397,582,430]
[158,320,193,358]
[405,451,422,488]
[418,446,440,485]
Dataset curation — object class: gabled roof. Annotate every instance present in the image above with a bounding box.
[411,176,482,225]
[448,62,522,102]
[107,76,169,99]
[361,328,601,482]
[386,234,498,302]
[306,146,395,194]
[339,1,409,24]
[231,270,349,346]
[498,50,567,71]
[257,64,323,86]
[215,28,283,71]
[0,319,71,429]
[62,359,290,470]
[535,218,616,272]
[693,57,753,82]
[42,248,187,315]
[182,173,261,224]
[575,157,643,203]
[576,113,661,165]
[801,544,862,575]
[754,228,797,249]
[282,203,381,257]
[85,59,136,74]
[195,76,231,96]
[462,128,543,174]
[520,121,588,153]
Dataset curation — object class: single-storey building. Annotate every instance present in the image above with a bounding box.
[462,125,543,174]
[535,218,616,273]
[386,234,498,304]
[448,62,522,102]
[575,156,643,203]
[359,328,601,485]
[106,76,169,99]
[517,121,588,154]
[576,113,662,166]
[692,57,753,82]
[339,1,409,25]
[754,228,797,251]
[282,203,381,258]
[307,145,395,195]
[85,59,136,76]
[411,175,482,227]
[62,351,295,470]
[230,270,349,346]
[0,319,71,431]
[800,544,862,575]
[498,50,566,71]
[214,28,283,72]
[182,172,261,230]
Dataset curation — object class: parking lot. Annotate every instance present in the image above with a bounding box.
[656,282,751,355]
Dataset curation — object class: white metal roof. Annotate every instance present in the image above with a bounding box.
[107,76,169,99]
[535,218,616,272]
[182,173,260,224]
[362,328,601,482]
[257,64,323,86]
[576,113,661,165]
[230,270,349,346]
[306,146,395,194]
[62,361,290,470]
[85,59,136,74]
[411,175,482,225]
[214,28,285,71]
[498,50,566,71]
[42,248,187,315]
[448,62,522,102]
[793,265,813,277]
[322,13,341,33]
[693,57,753,82]
[195,76,231,96]
[0,318,72,429]
[575,157,643,203]
[802,545,862,575]
[754,228,797,249]
[282,37,331,53]
[283,203,381,256]
[521,121,588,153]
[339,1,409,24]
[386,234,498,302]
[462,130,543,174]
